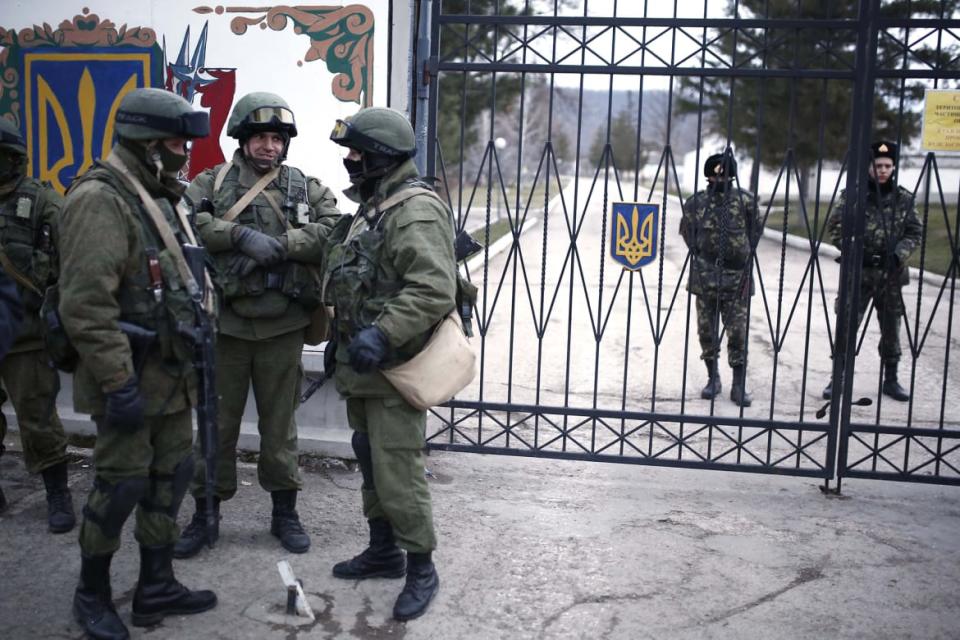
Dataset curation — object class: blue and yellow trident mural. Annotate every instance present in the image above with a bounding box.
[610,202,659,270]
[0,11,163,193]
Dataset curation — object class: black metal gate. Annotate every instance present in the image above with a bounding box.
[419,0,960,486]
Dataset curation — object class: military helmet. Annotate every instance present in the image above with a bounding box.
[227,92,298,140]
[0,118,26,156]
[115,88,209,141]
[330,107,416,158]
[704,152,737,179]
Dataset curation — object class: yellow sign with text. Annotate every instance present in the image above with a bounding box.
[921,89,960,152]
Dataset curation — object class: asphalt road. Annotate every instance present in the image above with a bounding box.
[1,445,959,639]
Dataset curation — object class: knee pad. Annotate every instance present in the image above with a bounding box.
[83,476,149,539]
[141,454,196,518]
[351,431,375,489]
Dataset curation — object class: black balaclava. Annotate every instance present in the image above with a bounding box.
[0,150,26,186]
[345,150,402,201]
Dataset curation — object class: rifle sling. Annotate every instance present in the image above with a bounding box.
[0,247,42,296]
[105,154,213,313]
[222,166,280,223]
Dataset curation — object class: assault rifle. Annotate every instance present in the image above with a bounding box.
[180,244,219,548]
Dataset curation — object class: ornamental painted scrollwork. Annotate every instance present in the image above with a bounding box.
[194,5,374,106]
[0,9,158,130]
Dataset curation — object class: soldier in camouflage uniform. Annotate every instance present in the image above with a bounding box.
[174,92,341,558]
[0,265,22,360]
[680,152,762,407]
[823,141,922,402]
[292,107,455,621]
[59,88,217,639]
[0,117,74,532]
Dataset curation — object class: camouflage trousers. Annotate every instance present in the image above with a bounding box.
[0,349,67,473]
[346,396,436,554]
[839,276,904,364]
[79,409,194,556]
[191,330,304,501]
[695,294,750,367]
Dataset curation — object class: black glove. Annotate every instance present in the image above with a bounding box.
[348,325,389,373]
[232,226,286,266]
[104,375,144,432]
[227,254,259,277]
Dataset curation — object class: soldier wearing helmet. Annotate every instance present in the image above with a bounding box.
[823,140,922,403]
[58,87,217,638]
[175,92,341,558]
[680,150,762,407]
[0,117,75,533]
[317,106,456,621]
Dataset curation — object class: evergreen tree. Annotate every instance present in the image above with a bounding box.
[677,0,959,197]
[588,93,647,175]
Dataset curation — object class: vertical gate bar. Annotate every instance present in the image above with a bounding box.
[832,0,881,486]
[512,0,534,453]
[935,163,959,477]
[426,0,441,180]
[414,0,432,175]
[486,0,502,450]
[589,0,620,454]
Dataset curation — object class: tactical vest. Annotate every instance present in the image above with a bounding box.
[326,181,475,362]
[211,163,320,316]
[0,177,56,311]
[70,164,201,371]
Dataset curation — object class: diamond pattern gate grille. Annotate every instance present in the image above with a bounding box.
[419,0,960,485]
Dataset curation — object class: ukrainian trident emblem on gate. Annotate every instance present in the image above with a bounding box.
[610,202,658,270]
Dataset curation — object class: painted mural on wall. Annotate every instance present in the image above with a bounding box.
[0,4,376,193]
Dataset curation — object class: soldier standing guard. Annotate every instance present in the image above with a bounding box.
[316,107,456,621]
[680,152,762,407]
[175,92,341,557]
[59,88,217,639]
[823,141,922,402]
[0,117,74,532]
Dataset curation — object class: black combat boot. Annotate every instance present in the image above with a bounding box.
[41,460,76,533]
[700,359,722,399]
[73,553,129,640]
[393,552,439,621]
[270,490,310,553]
[730,365,753,407]
[131,544,217,627]
[173,496,219,559]
[333,518,406,580]
[882,361,910,402]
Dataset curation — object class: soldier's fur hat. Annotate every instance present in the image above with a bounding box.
[704,152,737,179]
[870,140,898,163]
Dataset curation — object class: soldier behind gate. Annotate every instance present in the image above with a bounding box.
[823,140,923,403]
[680,151,762,408]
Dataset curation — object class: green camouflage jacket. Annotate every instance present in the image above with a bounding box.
[288,159,457,397]
[680,185,761,296]
[828,183,923,286]
[58,143,201,416]
[188,150,340,340]
[0,175,61,353]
